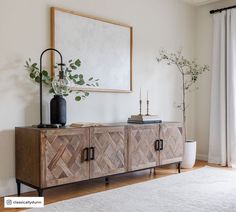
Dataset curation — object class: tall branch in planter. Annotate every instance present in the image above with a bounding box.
[157,50,209,141]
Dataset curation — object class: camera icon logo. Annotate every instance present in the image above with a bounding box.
[6,200,12,205]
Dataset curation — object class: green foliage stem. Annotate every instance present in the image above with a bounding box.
[25,58,99,102]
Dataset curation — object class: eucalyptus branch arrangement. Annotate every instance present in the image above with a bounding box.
[157,49,210,141]
[25,58,99,102]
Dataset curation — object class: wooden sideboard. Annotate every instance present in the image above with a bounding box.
[15,122,183,196]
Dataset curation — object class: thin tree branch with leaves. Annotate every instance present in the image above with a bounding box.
[157,49,209,141]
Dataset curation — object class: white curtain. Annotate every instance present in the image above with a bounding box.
[209,9,236,167]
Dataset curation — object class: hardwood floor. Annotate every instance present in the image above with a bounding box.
[0,161,209,212]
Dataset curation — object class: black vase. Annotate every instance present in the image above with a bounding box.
[50,95,66,126]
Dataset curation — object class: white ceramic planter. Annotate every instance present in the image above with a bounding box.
[181,140,196,169]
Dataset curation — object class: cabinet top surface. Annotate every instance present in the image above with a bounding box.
[15,122,182,131]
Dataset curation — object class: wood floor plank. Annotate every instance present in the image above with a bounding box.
[0,161,209,212]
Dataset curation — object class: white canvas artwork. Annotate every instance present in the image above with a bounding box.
[52,8,132,92]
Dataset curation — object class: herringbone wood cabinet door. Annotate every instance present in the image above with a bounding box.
[90,127,127,178]
[41,128,90,187]
[128,125,159,171]
[159,123,184,165]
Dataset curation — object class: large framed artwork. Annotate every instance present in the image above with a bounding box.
[51,7,133,92]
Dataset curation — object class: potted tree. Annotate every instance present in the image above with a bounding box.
[157,50,209,168]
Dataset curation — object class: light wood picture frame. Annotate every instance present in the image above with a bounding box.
[51,7,133,93]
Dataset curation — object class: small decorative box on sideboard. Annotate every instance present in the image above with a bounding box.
[15,122,183,196]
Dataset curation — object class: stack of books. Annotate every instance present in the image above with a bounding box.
[127,115,162,124]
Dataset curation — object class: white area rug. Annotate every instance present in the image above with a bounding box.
[27,166,236,212]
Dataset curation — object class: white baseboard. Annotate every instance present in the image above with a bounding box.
[0,177,34,197]
[196,154,208,161]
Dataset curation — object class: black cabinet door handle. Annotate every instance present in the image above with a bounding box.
[90,147,95,160]
[154,140,160,151]
[160,139,164,150]
[83,147,89,161]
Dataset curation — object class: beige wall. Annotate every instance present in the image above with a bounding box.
[0,0,197,196]
[195,0,236,161]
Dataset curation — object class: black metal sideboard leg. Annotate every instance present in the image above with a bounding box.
[150,168,156,175]
[105,177,109,184]
[16,180,21,196]
[37,189,44,197]
[177,162,181,173]
[153,168,157,175]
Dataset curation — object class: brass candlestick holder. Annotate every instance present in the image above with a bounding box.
[146,100,150,116]
[139,99,142,115]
